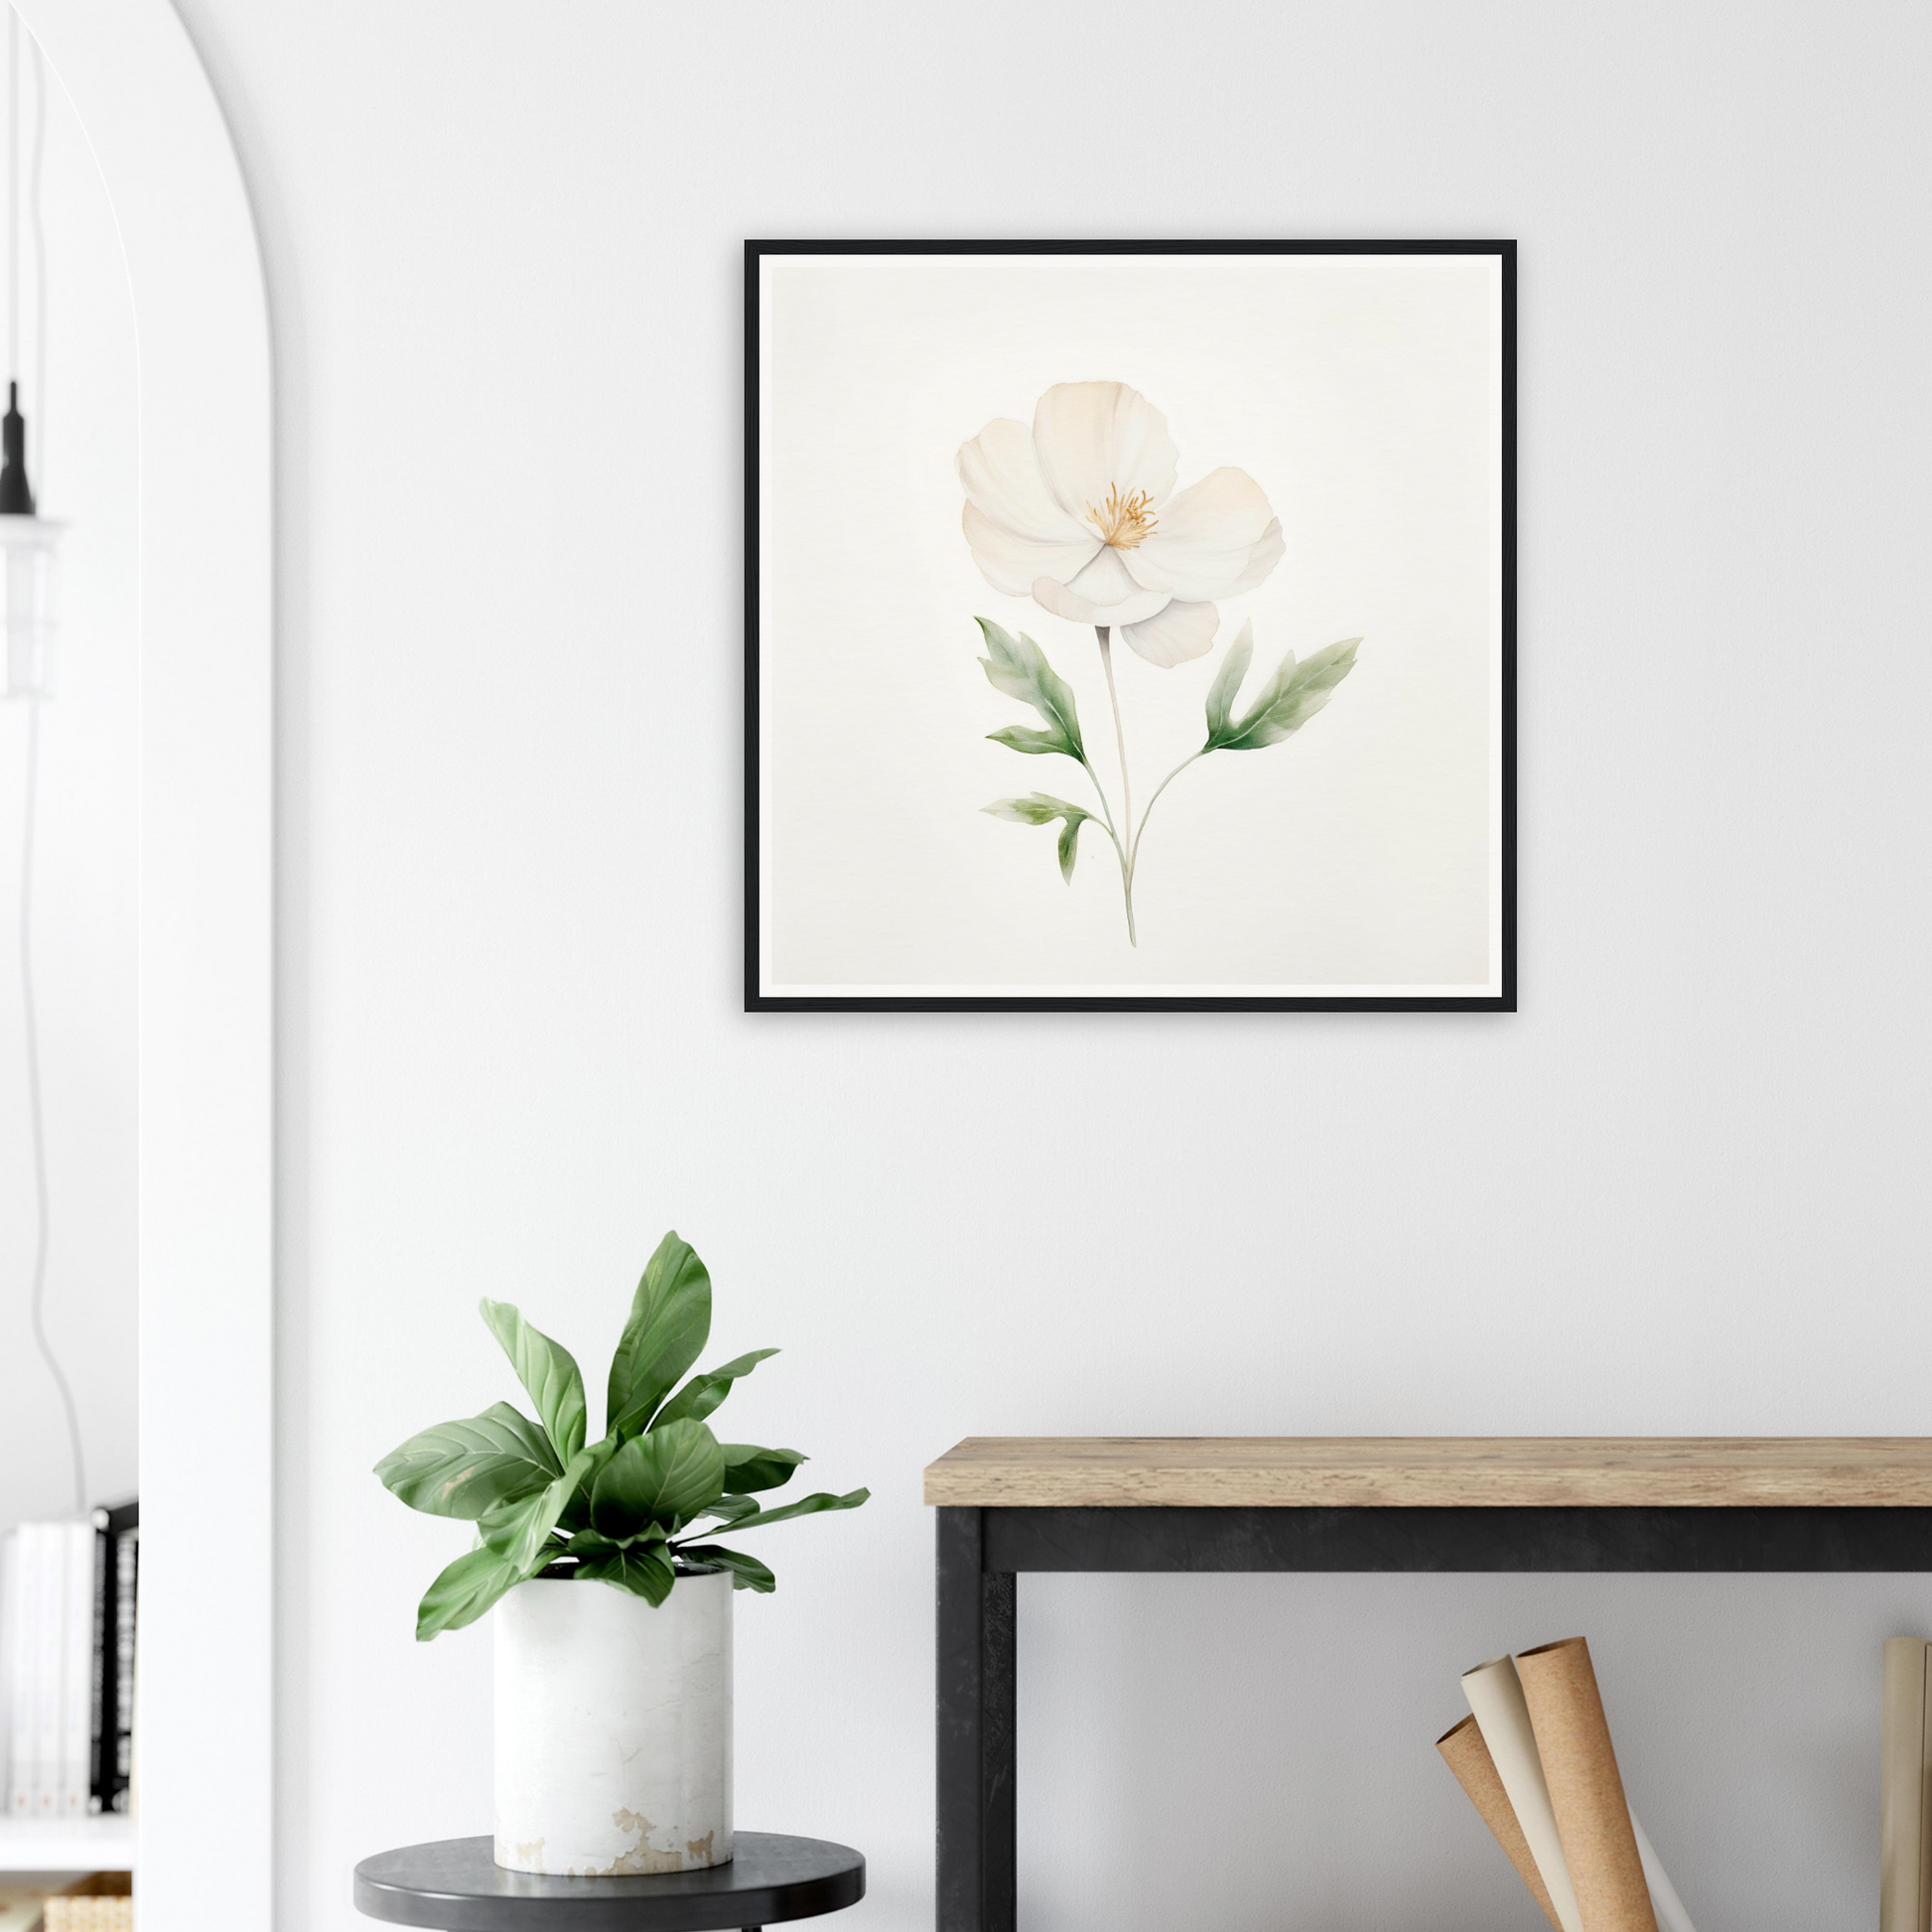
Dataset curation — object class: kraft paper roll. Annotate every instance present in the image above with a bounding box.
[1516,1636,1657,1932]
[1881,1636,1932,1932]
[1461,1654,1585,1932]
[1437,1712,1565,1931]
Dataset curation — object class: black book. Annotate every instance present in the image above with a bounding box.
[88,1499,137,1815]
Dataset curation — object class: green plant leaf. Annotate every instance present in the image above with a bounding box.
[480,1447,599,1574]
[1203,620,1256,744]
[606,1231,712,1439]
[713,1486,869,1534]
[575,1542,677,1607]
[976,618,1084,761]
[674,1545,776,1593]
[1208,637,1362,753]
[374,1401,562,1519]
[590,1418,727,1539]
[653,1348,780,1430]
[692,1493,762,1529]
[414,1545,525,1641]
[986,725,1065,758]
[982,793,1092,885]
[720,1445,806,1493]
[557,1434,622,1535]
[480,1298,588,1461]
[565,1521,669,1557]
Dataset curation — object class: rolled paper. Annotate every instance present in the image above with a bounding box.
[1880,1636,1931,1932]
[1516,1636,1657,1932]
[1628,1814,1697,1932]
[1437,1712,1565,1931]
[1461,1653,1585,1932]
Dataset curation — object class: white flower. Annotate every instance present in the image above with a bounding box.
[956,381,1284,668]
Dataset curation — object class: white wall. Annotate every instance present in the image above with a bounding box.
[0,32,139,1535]
[166,2,1931,1927]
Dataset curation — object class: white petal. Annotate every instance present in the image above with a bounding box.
[1031,382,1179,534]
[1032,576,1172,629]
[963,502,1102,598]
[1134,468,1280,602]
[1030,545,1173,626]
[1222,516,1285,599]
[957,417,1091,546]
[1119,600,1220,668]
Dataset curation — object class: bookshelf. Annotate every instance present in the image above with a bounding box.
[0,1815,135,1871]
[925,1436,1932,1932]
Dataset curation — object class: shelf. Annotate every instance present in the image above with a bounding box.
[922,1436,1932,1508]
[0,1814,136,1871]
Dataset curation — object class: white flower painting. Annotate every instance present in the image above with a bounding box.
[960,381,1361,944]
[748,241,1513,1011]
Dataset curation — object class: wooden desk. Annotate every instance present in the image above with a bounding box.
[924,1437,1932,1932]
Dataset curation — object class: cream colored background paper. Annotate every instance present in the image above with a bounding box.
[756,250,1503,997]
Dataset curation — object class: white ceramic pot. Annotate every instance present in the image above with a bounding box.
[493,1568,733,1875]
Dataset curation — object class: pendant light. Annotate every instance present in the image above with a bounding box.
[1,5,58,701]
[5,3,84,1519]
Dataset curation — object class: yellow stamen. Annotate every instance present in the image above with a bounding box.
[1087,484,1157,550]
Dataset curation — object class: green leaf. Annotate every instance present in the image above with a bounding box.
[565,1521,669,1557]
[480,1447,598,1574]
[575,1541,677,1607]
[1209,637,1362,753]
[606,1231,712,1439]
[557,1435,622,1535]
[986,725,1065,758]
[590,1418,727,1539]
[1203,620,1256,744]
[982,793,1093,885]
[693,1493,762,1529]
[480,1299,588,1460]
[374,1401,562,1519]
[414,1545,526,1641]
[674,1545,776,1593]
[714,1486,870,1534]
[976,618,1084,761]
[720,1445,806,1493]
[654,1348,780,1430]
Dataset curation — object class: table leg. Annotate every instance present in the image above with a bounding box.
[937,1506,1016,1932]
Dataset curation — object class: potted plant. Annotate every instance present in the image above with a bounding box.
[375,1230,868,1878]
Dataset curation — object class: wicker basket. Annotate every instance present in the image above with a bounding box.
[42,1870,132,1932]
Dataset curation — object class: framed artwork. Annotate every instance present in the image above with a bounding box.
[747,239,1514,1012]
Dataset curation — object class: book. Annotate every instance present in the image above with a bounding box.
[0,1530,24,1815]
[30,1525,63,1819]
[108,1516,136,1815]
[86,1503,136,1817]
[59,1525,90,1818]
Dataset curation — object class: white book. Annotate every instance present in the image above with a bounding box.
[9,1527,40,1816]
[60,1524,92,1817]
[0,1529,20,1814]
[30,1524,65,1818]
[4,1527,32,1816]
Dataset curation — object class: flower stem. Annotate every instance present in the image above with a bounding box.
[1128,752,1204,884]
[1095,626,1137,945]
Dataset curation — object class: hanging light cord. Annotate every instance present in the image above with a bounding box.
[10,7,84,1517]
[28,22,42,464]
[21,701,86,1517]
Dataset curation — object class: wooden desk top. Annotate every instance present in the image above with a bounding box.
[922,1438,1932,1508]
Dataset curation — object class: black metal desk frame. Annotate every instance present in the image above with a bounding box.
[935,1502,1932,1932]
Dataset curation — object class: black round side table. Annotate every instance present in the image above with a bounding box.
[353,1834,866,1932]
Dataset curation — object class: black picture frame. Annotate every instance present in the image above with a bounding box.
[746,238,1515,1014]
